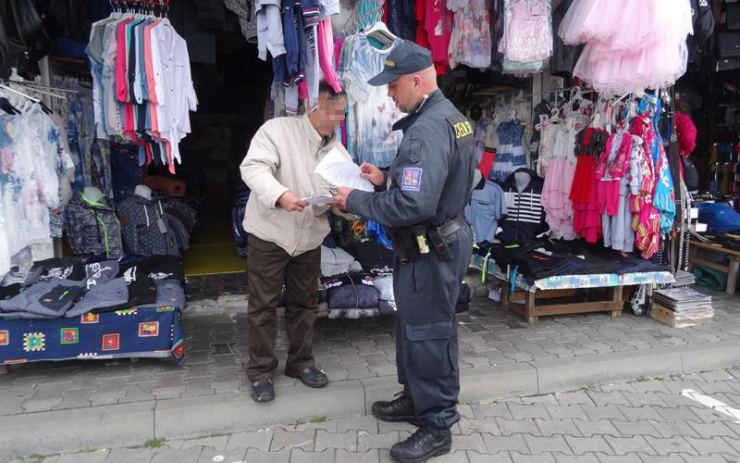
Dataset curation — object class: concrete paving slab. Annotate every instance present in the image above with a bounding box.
[460,364,539,402]
[680,340,740,373]
[0,401,154,461]
[533,348,684,394]
[155,380,363,440]
[10,369,740,463]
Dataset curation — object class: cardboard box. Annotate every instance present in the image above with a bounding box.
[649,303,713,328]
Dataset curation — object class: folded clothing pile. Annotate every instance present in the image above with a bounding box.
[478,241,669,283]
[320,242,389,320]
[322,272,379,311]
[0,255,186,319]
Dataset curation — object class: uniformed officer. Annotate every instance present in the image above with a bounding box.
[333,40,476,463]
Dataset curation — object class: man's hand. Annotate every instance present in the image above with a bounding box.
[332,186,353,211]
[277,191,308,211]
[359,162,385,187]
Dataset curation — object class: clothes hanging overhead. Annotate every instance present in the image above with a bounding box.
[86,7,198,174]
[559,0,693,94]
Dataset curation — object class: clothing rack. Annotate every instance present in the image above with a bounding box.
[9,82,68,100]
[109,0,170,16]
[0,83,41,103]
[15,82,79,94]
[533,86,595,105]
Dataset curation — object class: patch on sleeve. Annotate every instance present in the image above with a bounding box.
[446,113,473,140]
[401,167,423,191]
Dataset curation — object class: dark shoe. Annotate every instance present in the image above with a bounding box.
[390,427,452,463]
[250,377,274,402]
[371,392,419,426]
[284,366,329,388]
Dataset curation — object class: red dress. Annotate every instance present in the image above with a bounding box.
[570,128,607,243]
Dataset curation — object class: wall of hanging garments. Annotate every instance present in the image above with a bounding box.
[465,87,681,263]
[86,0,198,175]
[381,0,714,81]
[48,76,114,197]
[261,0,560,122]
[383,0,554,76]
[0,78,199,276]
[0,85,76,275]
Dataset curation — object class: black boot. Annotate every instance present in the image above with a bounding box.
[371,392,419,425]
[390,427,452,463]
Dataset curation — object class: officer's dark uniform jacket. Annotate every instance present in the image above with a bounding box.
[346,89,476,430]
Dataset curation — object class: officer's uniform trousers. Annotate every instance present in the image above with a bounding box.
[394,225,473,430]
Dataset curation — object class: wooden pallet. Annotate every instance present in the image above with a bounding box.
[690,240,740,294]
[501,284,624,324]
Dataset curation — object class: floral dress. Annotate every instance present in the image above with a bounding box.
[446,0,492,69]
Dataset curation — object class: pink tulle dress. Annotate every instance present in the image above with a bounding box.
[559,0,693,94]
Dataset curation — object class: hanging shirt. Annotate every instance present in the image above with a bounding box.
[416,0,453,75]
[340,36,403,168]
[465,180,506,243]
[255,0,287,61]
[115,17,136,103]
[150,19,198,170]
[102,18,124,136]
[386,0,417,41]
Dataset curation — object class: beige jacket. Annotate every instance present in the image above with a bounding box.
[240,114,350,256]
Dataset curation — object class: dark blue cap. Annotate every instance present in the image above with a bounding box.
[367,40,434,86]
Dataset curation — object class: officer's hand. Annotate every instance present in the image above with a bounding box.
[277,191,308,211]
[332,186,353,211]
[359,163,384,187]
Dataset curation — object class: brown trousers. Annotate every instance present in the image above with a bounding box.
[246,235,321,381]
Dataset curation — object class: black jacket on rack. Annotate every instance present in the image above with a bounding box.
[688,0,715,63]
[500,168,548,244]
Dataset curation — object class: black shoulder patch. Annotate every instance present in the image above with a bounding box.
[446,113,473,140]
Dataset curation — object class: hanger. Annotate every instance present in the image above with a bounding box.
[590,112,601,128]
[363,21,396,47]
[535,106,559,130]
[0,97,21,115]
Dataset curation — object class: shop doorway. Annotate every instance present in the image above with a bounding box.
[175,31,271,277]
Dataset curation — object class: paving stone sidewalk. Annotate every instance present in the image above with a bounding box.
[2,286,739,414]
[11,368,740,463]
[1,284,739,460]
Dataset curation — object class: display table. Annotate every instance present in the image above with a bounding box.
[471,255,675,323]
[0,305,185,367]
[689,240,740,295]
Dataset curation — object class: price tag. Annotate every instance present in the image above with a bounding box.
[157,217,168,234]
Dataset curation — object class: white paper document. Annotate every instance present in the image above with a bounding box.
[315,148,374,192]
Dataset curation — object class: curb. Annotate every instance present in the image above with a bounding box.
[2,339,739,460]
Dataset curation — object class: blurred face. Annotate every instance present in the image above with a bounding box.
[387,74,422,113]
[311,92,346,137]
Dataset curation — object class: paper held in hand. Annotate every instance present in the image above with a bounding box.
[315,147,374,192]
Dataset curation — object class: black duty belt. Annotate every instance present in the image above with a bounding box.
[438,215,467,238]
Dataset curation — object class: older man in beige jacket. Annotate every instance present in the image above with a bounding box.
[240,81,349,402]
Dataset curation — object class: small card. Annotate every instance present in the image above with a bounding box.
[302,195,335,206]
